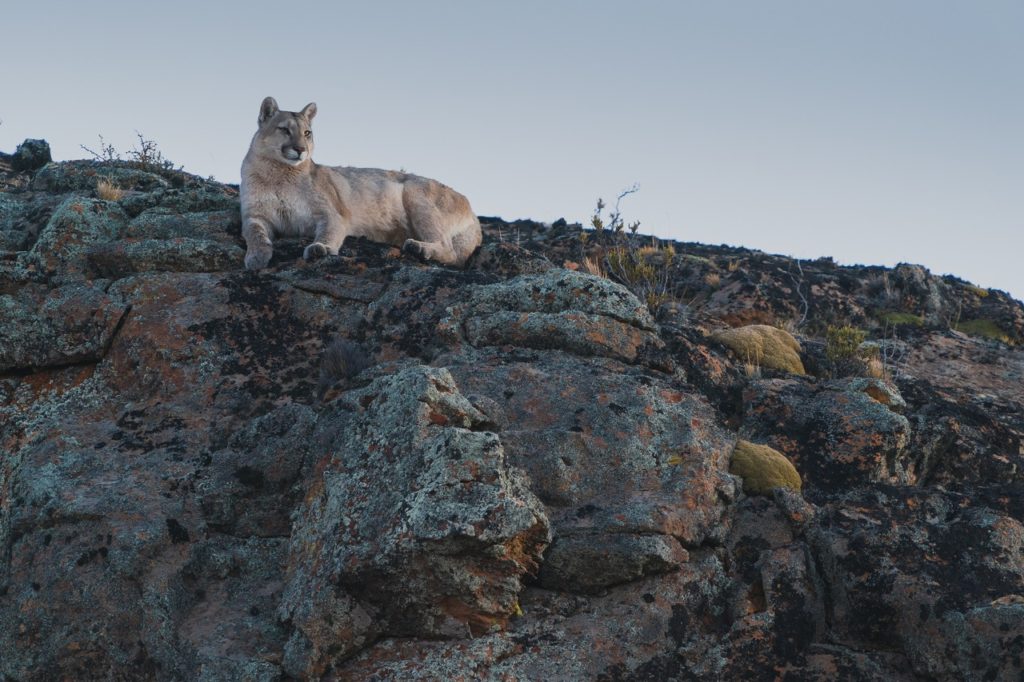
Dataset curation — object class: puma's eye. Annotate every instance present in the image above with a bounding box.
[278,126,289,134]
[303,130,312,138]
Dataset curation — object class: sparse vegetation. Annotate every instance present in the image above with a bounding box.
[604,242,676,310]
[95,178,124,201]
[964,284,989,298]
[581,185,679,311]
[955,319,1012,344]
[876,311,923,328]
[825,325,867,364]
[81,131,183,177]
[590,184,641,235]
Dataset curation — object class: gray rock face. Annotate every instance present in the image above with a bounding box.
[451,269,667,365]
[2,157,1024,680]
[740,377,913,496]
[0,283,127,371]
[279,365,550,676]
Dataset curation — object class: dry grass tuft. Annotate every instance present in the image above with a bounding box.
[95,178,124,201]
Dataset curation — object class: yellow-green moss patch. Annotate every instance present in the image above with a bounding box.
[876,311,923,327]
[964,285,989,298]
[956,319,1012,344]
[711,325,805,374]
[730,440,802,495]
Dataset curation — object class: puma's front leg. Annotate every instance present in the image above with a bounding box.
[304,215,348,261]
[242,216,274,270]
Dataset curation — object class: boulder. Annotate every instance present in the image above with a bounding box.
[11,139,51,172]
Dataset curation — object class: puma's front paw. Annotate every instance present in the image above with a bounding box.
[303,242,330,261]
[244,246,272,270]
[402,239,427,261]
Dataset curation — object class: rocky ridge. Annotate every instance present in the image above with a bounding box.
[1,141,1023,680]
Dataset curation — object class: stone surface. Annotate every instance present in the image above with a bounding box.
[0,283,127,371]
[2,155,1024,680]
[279,365,550,675]
[11,139,51,172]
[740,377,913,497]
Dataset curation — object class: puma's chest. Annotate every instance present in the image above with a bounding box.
[249,185,320,238]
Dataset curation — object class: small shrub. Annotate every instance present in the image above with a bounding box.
[95,179,124,201]
[955,319,1012,344]
[581,187,679,312]
[590,184,640,235]
[80,135,119,163]
[825,325,879,378]
[604,243,675,310]
[825,325,867,364]
[318,338,372,399]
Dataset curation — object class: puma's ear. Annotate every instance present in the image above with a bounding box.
[300,102,317,121]
[259,97,279,125]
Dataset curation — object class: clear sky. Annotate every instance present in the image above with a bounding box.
[3,1,1022,300]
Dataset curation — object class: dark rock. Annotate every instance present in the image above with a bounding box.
[86,237,245,277]
[0,283,127,371]
[740,377,912,497]
[11,139,51,172]
[807,486,1024,680]
[538,531,688,594]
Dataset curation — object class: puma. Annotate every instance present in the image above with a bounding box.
[240,97,481,269]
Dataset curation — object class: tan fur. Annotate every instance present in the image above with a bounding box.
[241,97,482,269]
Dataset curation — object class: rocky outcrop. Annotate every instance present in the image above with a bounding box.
[1,143,1023,680]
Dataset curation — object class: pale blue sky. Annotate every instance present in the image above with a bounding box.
[3,1,1022,299]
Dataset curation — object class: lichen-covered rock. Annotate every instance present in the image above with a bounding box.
[0,283,127,371]
[730,439,802,495]
[86,237,244,277]
[807,486,1024,680]
[449,269,667,365]
[537,531,688,594]
[3,157,1024,680]
[31,160,171,194]
[124,207,240,242]
[463,269,656,329]
[11,139,51,172]
[336,554,732,681]
[445,351,738,543]
[279,365,550,674]
[29,196,128,280]
[711,324,806,374]
[741,377,912,496]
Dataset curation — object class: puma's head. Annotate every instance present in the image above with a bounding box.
[250,96,318,167]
